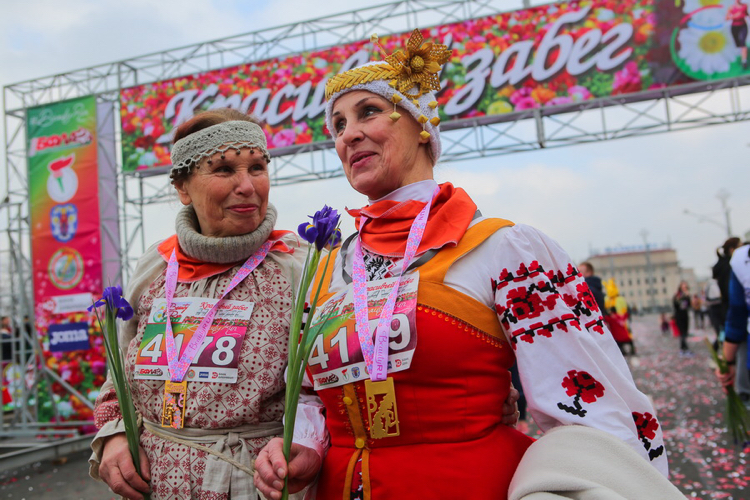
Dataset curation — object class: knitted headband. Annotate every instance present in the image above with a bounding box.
[170,121,270,180]
[324,30,452,164]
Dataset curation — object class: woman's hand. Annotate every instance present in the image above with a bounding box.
[716,364,737,392]
[99,433,151,500]
[254,437,321,500]
[502,383,521,427]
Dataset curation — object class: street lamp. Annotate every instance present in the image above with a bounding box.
[640,229,657,312]
[683,189,733,238]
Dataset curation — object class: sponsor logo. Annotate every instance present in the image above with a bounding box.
[138,367,163,376]
[49,328,87,345]
[395,359,402,368]
[199,372,209,379]
[351,367,360,379]
[341,368,348,381]
[50,204,78,243]
[47,321,91,352]
[46,154,79,203]
[48,248,84,290]
[188,370,195,378]
[212,373,219,379]
[316,373,340,386]
[30,127,93,156]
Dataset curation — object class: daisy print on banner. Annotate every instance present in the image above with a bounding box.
[678,25,738,74]
[673,0,743,78]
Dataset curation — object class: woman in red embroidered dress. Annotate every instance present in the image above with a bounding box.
[255,31,670,500]
[89,109,326,500]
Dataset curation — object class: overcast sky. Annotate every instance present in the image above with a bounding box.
[1,0,748,283]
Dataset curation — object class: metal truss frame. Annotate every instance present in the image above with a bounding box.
[2,0,750,464]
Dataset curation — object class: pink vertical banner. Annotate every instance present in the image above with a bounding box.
[26,95,106,424]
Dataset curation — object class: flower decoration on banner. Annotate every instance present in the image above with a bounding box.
[15,299,106,428]
[89,286,150,500]
[282,206,342,500]
[557,369,605,418]
[119,0,668,173]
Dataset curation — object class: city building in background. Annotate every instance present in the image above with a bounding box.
[585,245,696,313]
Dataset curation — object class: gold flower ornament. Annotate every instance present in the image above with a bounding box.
[324,29,452,100]
[382,29,451,99]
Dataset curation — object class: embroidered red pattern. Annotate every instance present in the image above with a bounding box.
[492,261,605,346]
[632,411,665,461]
[557,369,605,417]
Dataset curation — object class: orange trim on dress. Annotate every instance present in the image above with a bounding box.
[341,383,370,500]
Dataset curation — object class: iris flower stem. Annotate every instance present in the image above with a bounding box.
[93,301,150,500]
[281,234,337,500]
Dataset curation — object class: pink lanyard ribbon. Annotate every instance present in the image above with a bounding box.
[352,188,438,382]
[163,241,272,382]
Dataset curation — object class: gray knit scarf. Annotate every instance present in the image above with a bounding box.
[174,204,277,264]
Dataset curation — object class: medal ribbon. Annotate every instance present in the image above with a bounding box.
[163,241,272,382]
[352,188,438,382]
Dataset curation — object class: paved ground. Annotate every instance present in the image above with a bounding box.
[0,314,746,499]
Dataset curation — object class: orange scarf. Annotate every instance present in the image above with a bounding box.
[157,230,295,282]
[346,183,477,258]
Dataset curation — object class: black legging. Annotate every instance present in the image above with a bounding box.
[676,318,689,351]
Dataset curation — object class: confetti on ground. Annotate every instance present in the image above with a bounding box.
[0,449,115,499]
[0,316,746,499]
[523,315,748,500]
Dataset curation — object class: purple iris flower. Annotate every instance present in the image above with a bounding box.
[88,285,134,321]
[297,205,341,251]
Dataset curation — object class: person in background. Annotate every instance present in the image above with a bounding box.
[0,316,12,365]
[717,242,750,409]
[691,294,704,330]
[660,312,670,336]
[714,237,742,324]
[606,307,636,356]
[579,262,606,314]
[711,237,749,398]
[673,281,693,357]
[705,277,724,349]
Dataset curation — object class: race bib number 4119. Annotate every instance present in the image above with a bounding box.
[307,274,418,390]
[134,297,253,383]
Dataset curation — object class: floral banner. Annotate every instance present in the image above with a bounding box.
[120,0,750,172]
[26,96,105,426]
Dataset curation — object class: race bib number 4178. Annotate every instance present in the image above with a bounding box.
[134,297,253,383]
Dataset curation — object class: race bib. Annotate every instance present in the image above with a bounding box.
[134,297,253,383]
[307,273,419,390]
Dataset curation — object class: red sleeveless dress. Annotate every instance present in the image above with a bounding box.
[309,219,534,500]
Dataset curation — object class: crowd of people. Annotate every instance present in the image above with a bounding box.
[79,29,736,500]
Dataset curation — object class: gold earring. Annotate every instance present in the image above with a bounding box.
[417,114,430,140]
[390,94,402,122]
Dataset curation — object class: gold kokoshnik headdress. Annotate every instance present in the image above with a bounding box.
[324,29,452,164]
[169,121,270,180]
